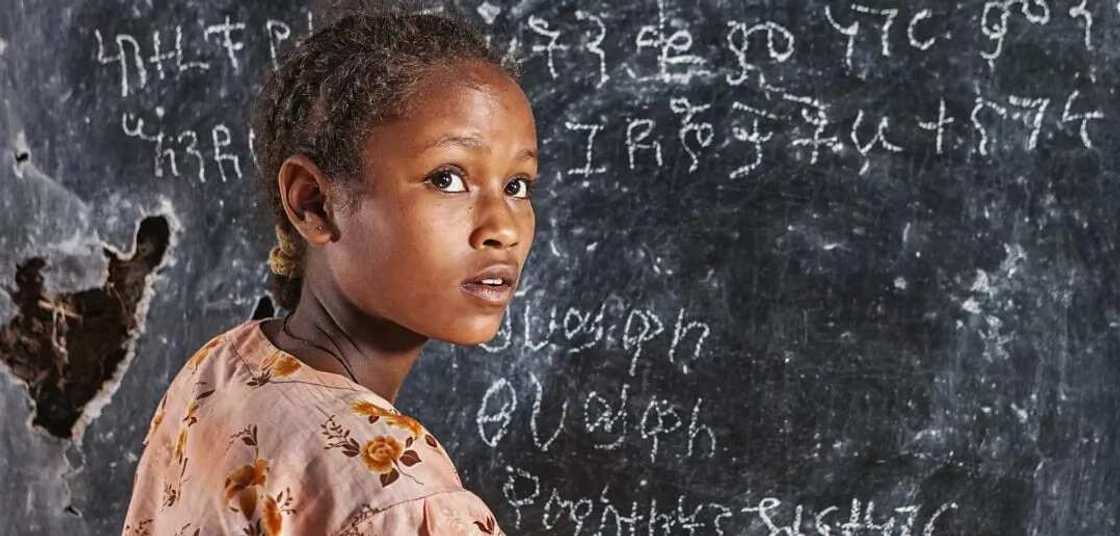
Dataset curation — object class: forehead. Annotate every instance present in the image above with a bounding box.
[370,61,537,150]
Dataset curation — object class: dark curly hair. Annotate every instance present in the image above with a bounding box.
[251,5,520,311]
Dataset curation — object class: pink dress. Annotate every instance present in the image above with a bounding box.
[122,319,504,535]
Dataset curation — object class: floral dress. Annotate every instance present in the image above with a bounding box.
[121,319,504,536]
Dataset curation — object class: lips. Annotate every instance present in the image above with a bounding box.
[461,263,518,306]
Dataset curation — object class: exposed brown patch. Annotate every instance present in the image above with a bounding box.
[0,216,170,438]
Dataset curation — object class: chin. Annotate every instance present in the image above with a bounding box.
[438,318,504,346]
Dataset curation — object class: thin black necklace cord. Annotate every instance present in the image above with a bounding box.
[280,314,361,384]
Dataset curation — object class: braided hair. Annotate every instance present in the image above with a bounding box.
[252,5,520,310]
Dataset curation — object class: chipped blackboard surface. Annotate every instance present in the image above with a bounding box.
[1,0,1118,534]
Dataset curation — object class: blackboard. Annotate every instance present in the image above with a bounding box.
[1,1,1118,534]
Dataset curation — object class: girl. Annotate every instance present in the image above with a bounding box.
[122,8,536,535]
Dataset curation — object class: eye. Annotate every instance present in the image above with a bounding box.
[505,177,535,199]
[426,167,468,192]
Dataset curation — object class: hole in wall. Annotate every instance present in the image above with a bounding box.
[0,216,170,439]
[15,151,30,164]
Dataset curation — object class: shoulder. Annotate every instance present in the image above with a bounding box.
[130,320,470,535]
[191,319,468,493]
[216,394,468,535]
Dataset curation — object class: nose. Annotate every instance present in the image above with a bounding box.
[469,187,520,250]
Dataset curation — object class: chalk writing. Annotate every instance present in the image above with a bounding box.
[265,20,292,71]
[670,97,714,173]
[907,9,942,51]
[825,4,900,70]
[528,372,567,452]
[482,298,713,378]
[93,13,310,97]
[1060,89,1104,148]
[121,112,247,183]
[725,20,795,87]
[477,373,714,464]
[566,121,607,176]
[576,11,611,88]
[918,99,955,155]
[1068,0,1093,50]
[203,16,245,72]
[502,467,960,535]
[631,0,710,83]
[529,16,568,79]
[625,118,664,170]
[980,0,1051,70]
[729,102,777,179]
[851,109,903,175]
[477,377,518,448]
[96,3,1116,187]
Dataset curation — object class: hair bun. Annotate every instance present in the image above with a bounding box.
[268,226,303,277]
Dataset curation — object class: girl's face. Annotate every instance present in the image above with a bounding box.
[326,61,538,345]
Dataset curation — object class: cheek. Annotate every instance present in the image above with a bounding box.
[401,228,460,287]
[402,202,470,265]
[344,202,467,306]
[341,207,396,273]
[328,204,403,300]
[520,206,537,252]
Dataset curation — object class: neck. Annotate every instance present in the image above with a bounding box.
[278,275,428,404]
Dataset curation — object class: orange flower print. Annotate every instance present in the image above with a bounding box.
[163,393,210,509]
[224,458,269,503]
[224,426,295,535]
[173,425,188,463]
[144,395,167,446]
[224,458,269,522]
[474,515,498,534]
[262,494,283,535]
[269,354,302,377]
[390,414,424,439]
[123,518,153,535]
[350,400,424,438]
[182,399,199,425]
[171,393,209,465]
[150,408,165,434]
[361,436,403,474]
[350,400,391,419]
[321,415,424,488]
[187,337,221,372]
[236,486,260,521]
[248,354,303,387]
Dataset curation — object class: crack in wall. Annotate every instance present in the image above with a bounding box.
[0,216,170,439]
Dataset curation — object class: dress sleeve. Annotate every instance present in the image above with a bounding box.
[330,490,505,536]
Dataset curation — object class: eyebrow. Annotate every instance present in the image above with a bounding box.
[422,134,538,161]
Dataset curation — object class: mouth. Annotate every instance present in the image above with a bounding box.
[460,264,518,307]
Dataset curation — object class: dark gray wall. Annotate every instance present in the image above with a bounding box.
[1,1,1118,534]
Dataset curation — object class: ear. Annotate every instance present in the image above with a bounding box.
[277,154,337,246]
